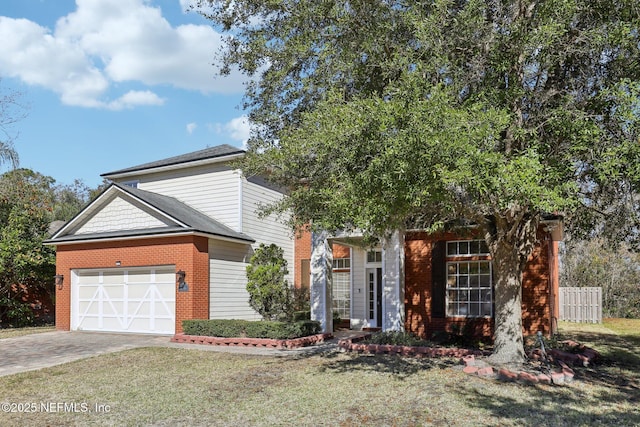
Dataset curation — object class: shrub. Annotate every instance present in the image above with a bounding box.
[246,244,293,321]
[0,297,34,327]
[365,331,433,347]
[182,319,321,339]
[292,286,310,312]
[293,310,311,321]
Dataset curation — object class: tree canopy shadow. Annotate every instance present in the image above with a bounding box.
[456,377,640,426]
[316,352,458,379]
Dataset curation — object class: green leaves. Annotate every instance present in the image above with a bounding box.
[204,0,640,364]
[245,243,292,321]
[0,169,59,302]
[206,0,640,242]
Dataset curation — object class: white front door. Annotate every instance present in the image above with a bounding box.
[71,267,176,335]
[366,268,382,328]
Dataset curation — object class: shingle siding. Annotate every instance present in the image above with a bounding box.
[74,195,169,234]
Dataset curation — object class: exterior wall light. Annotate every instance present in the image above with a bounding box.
[54,274,64,290]
[176,270,189,292]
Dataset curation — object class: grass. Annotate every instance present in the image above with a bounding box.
[0,321,638,426]
[0,325,55,339]
[556,319,640,391]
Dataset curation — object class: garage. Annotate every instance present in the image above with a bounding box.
[71,267,176,335]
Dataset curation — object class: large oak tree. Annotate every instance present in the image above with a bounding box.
[197,0,640,363]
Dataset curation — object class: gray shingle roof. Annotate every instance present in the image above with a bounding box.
[116,184,254,242]
[46,183,254,244]
[101,144,245,177]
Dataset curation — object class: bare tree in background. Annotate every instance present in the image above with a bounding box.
[561,237,640,318]
[0,79,27,169]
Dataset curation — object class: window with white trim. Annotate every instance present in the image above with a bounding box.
[447,239,489,256]
[332,272,350,319]
[366,250,382,263]
[332,257,351,319]
[332,258,351,269]
[446,240,493,318]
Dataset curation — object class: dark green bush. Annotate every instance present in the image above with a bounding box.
[293,310,311,321]
[292,286,310,312]
[365,331,433,347]
[182,319,321,339]
[245,244,292,321]
[0,297,35,327]
[283,320,321,338]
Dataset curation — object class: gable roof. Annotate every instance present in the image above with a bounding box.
[45,183,254,245]
[101,144,245,179]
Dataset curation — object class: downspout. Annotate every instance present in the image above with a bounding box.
[547,235,559,335]
[236,170,243,233]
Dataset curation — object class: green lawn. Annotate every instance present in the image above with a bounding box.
[0,321,638,426]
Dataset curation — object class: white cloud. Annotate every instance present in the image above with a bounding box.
[217,115,250,148]
[186,122,197,134]
[0,0,245,109]
[106,90,165,111]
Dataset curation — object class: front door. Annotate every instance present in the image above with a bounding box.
[366,268,383,328]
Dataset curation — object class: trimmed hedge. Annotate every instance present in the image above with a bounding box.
[364,331,434,347]
[293,310,311,321]
[182,319,321,339]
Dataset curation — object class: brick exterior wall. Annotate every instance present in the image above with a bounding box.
[404,228,554,340]
[404,232,433,339]
[293,229,351,290]
[294,229,311,289]
[54,235,209,334]
[332,243,351,259]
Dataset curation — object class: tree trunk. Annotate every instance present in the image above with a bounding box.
[482,210,540,365]
[489,242,526,365]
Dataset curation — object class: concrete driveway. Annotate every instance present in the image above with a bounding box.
[0,331,173,377]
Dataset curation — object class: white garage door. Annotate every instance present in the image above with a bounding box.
[72,267,176,334]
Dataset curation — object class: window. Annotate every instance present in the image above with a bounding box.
[332,272,350,319]
[332,258,351,269]
[366,250,382,263]
[332,257,351,319]
[445,240,492,318]
[121,180,139,188]
[300,259,310,290]
[447,240,489,256]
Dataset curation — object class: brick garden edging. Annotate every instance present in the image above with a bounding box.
[461,340,600,386]
[339,334,599,387]
[171,333,333,349]
[337,334,488,358]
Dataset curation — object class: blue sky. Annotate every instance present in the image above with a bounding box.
[0,0,249,188]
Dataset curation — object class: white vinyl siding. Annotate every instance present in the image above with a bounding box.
[75,196,170,234]
[209,240,260,320]
[109,161,297,322]
[241,178,294,286]
[131,164,241,231]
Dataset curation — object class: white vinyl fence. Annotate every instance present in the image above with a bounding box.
[559,287,602,323]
